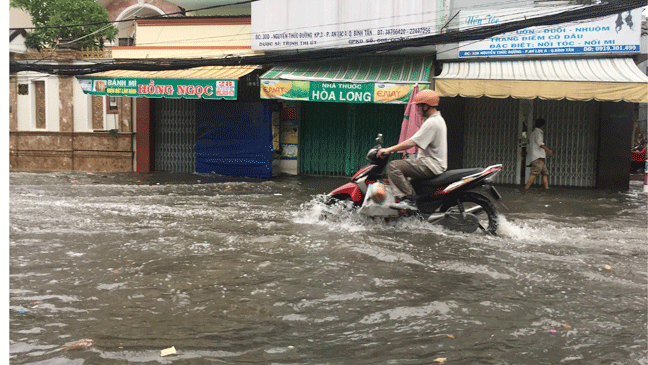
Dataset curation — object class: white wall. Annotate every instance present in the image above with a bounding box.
[16,72,59,132]
[9,34,27,54]
[73,78,93,132]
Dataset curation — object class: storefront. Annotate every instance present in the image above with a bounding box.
[434,7,648,190]
[78,65,276,178]
[435,57,648,188]
[260,56,434,176]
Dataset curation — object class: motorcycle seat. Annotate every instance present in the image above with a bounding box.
[411,168,483,189]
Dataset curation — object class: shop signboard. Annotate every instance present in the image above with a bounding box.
[251,0,437,51]
[77,77,238,99]
[458,7,642,58]
[260,80,427,104]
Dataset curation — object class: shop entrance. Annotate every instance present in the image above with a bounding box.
[463,97,599,187]
[154,98,196,173]
[300,102,405,176]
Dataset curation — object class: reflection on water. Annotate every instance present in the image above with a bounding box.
[10,173,648,364]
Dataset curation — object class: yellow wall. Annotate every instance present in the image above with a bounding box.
[136,23,251,47]
[112,48,261,59]
[9,8,33,28]
[112,21,261,59]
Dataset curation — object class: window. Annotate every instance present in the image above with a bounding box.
[118,37,134,46]
[106,96,118,114]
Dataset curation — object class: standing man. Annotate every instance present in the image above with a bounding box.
[524,118,553,189]
[377,89,447,211]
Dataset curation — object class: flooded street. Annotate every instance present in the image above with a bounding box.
[9,172,648,364]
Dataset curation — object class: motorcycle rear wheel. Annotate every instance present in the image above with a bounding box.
[440,192,499,235]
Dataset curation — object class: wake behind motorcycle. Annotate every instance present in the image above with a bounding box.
[327,134,504,235]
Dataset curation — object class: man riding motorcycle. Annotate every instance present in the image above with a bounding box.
[377,89,447,211]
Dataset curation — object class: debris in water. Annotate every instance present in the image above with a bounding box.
[564,323,572,330]
[60,339,94,351]
[604,265,611,270]
[447,335,455,339]
[433,358,447,363]
[549,329,557,334]
[161,346,177,357]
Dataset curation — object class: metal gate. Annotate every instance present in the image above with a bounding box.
[463,97,599,187]
[300,102,405,176]
[154,99,196,173]
[534,99,598,187]
[463,97,519,185]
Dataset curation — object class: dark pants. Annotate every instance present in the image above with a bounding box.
[386,159,435,197]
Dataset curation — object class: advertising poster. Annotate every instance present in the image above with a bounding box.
[458,7,642,58]
[261,80,428,104]
[77,77,239,100]
[252,0,437,51]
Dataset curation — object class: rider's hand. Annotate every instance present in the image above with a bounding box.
[377,148,391,158]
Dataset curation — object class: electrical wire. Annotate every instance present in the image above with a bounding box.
[9,0,260,31]
[116,3,592,54]
[106,0,553,48]
[104,2,624,57]
[10,0,565,48]
[10,0,645,76]
[59,0,158,46]
[10,0,586,58]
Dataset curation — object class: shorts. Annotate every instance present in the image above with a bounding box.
[530,158,549,176]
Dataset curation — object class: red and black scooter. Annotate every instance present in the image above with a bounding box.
[327,134,504,235]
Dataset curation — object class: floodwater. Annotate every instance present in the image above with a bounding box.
[9,172,648,364]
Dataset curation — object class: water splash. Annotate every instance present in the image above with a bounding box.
[496,215,532,240]
[293,195,450,235]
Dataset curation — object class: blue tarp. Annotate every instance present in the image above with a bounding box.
[195,101,273,178]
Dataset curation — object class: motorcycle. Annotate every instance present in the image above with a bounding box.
[327,134,504,235]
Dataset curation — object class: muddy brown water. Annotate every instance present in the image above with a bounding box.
[9,172,648,364]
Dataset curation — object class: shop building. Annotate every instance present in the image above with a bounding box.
[9,0,184,173]
[260,56,434,176]
[435,5,648,190]
[77,15,278,178]
[253,0,647,190]
[252,0,442,177]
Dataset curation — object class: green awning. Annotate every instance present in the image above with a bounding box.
[77,65,258,100]
[260,56,432,104]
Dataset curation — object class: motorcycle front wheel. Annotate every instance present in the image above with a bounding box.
[439,192,499,235]
[326,194,362,207]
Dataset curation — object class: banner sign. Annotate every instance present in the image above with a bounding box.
[77,77,238,99]
[251,0,437,51]
[458,7,642,58]
[260,80,428,104]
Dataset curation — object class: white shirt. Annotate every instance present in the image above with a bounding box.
[528,127,546,163]
[410,111,447,175]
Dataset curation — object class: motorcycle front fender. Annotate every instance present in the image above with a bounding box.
[329,182,363,203]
